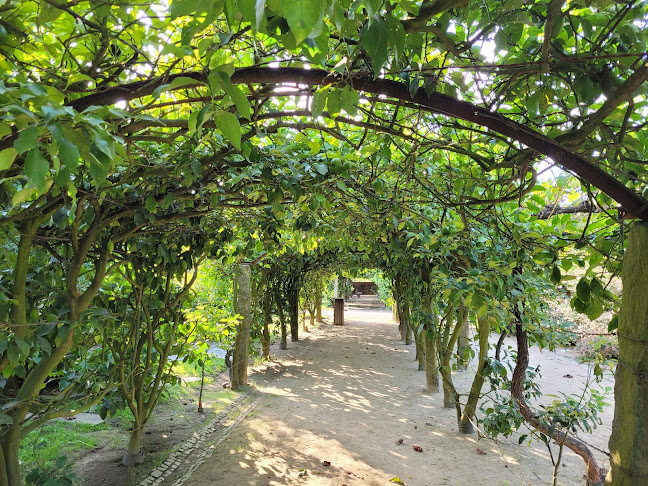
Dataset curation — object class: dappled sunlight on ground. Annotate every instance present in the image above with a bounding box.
[185,308,613,486]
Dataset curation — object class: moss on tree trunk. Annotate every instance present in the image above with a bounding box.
[606,222,648,485]
[425,332,439,393]
[458,316,490,434]
[232,264,252,389]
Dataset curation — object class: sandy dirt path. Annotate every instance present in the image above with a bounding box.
[183,308,613,486]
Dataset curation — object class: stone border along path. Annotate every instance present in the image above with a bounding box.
[137,389,260,486]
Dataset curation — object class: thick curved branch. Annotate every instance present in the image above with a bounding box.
[44,66,648,220]
[511,322,606,484]
[558,62,648,147]
[402,0,469,33]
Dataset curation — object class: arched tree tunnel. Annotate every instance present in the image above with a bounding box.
[2,1,648,485]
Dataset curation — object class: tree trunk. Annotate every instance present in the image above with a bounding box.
[0,445,9,486]
[289,287,299,341]
[232,264,252,389]
[392,302,399,323]
[456,317,470,370]
[415,328,425,371]
[1,220,39,486]
[123,422,145,465]
[261,290,272,360]
[421,281,439,393]
[442,377,455,408]
[316,297,322,322]
[397,297,412,345]
[439,365,462,420]
[0,426,21,486]
[127,426,144,455]
[439,305,463,409]
[274,286,287,350]
[606,222,648,486]
[425,331,439,393]
[458,316,490,433]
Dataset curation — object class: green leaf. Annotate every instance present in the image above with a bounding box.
[213,111,241,148]
[0,412,12,425]
[268,0,323,44]
[607,315,618,332]
[170,0,214,18]
[188,110,200,136]
[527,92,540,119]
[340,85,359,115]
[494,28,508,52]
[572,296,588,314]
[362,16,389,75]
[14,126,38,154]
[327,89,341,115]
[12,187,36,206]
[550,265,561,284]
[58,139,80,171]
[223,84,251,119]
[25,149,49,191]
[575,75,594,104]
[0,123,11,138]
[390,478,406,485]
[585,299,604,320]
[589,278,604,297]
[576,278,591,303]
[236,0,264,29]
[89,144,112,183]
[145,196,157,213]
[39,3,64,23]
[14,338,29,355]
[6,344,18,365]
[55,455,69,470]
[55,324,70,347]
[314,163,328,175]
[65,73,96,89]
[385,13,405,63]
[311,88,328,118]
[551,15,564,38]
[0,147,17,170]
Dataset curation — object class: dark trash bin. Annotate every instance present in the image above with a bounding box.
[333,298,344,325]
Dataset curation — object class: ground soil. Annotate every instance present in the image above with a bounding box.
[183,307,614,486]
[75,379,234,485]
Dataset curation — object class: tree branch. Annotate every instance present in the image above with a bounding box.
[402,0,469,33]
[49,66,648,220]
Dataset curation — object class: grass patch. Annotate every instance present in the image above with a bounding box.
[19,377,241,483]
[20,420,112,473]
[173,357,226,377]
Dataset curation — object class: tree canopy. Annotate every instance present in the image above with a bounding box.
[1,0,648,484]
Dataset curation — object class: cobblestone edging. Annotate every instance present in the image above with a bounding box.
[137,389,258,486]
[170,394,263,486]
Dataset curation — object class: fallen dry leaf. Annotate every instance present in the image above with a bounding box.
[476,448,487,455]
[563,374,573,378]
[413,445,423,452]
[425,423,432,426]
[389,478,406,485]
[396,438,403,445]
[322,460,331,467]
